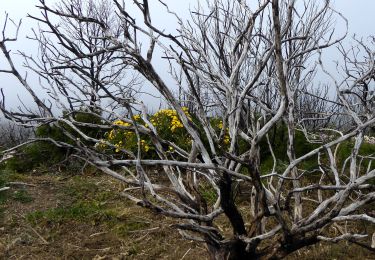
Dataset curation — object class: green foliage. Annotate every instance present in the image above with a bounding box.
[4,141,67,173]
[199,182,218,206]
[37,108,105,143]
[259,123,318,163]
[334,139,375,184]
[150,108,193,151]
[4,105,372,183]
[258,123,319,174]
[103,110,327,176]
[70,108,105,141]
[26,201,116,225]
[335,140,375,166]
[35,124,67,142]
[3,108,105,172]
[0,170,8,188]
[62,175,113,203]
[11,189,33,203]
[359,141,375,155]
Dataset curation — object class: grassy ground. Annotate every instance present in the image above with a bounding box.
[0,169,207,259]
[0,169,374,259]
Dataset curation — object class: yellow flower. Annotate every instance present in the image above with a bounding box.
[223,135,230,145]
[113,120,131,127]
[108,130,115,139]
[114,143,121,152]
[125,131,134,138]
[113,119,123,125]
[140,139,150,152]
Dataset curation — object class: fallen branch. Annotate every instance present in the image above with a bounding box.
[28,225,49,245]
[7,182,36,187]
[0,187,10,192]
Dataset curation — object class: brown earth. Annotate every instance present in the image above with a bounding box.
[0,170,374,260]
[0,172,207,259]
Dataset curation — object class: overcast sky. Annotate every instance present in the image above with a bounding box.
[1,1,373,37]
[0,0,374,111]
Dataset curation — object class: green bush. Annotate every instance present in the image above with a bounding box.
[258,123,319,173]
[3,141,68,172]
[3,108,105,172]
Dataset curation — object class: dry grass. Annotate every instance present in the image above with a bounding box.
[0,171,207,259]
[0,169,374,259]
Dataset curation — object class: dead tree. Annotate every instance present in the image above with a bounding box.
[25,0,138,114]
[1,0,374,259]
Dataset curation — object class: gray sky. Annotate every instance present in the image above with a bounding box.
[1,1,372,40]
[0,0,374,111]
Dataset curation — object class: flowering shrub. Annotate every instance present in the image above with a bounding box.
[151,107,191,132]
[149,107,193,151]
[101,107,195,158]
[210,117,230,145]
[100,107,234,158]
[100,116,150,156]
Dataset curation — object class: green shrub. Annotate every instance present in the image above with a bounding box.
[3,141,67,172]
[258,123,319,173]
[3,108,105,172]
